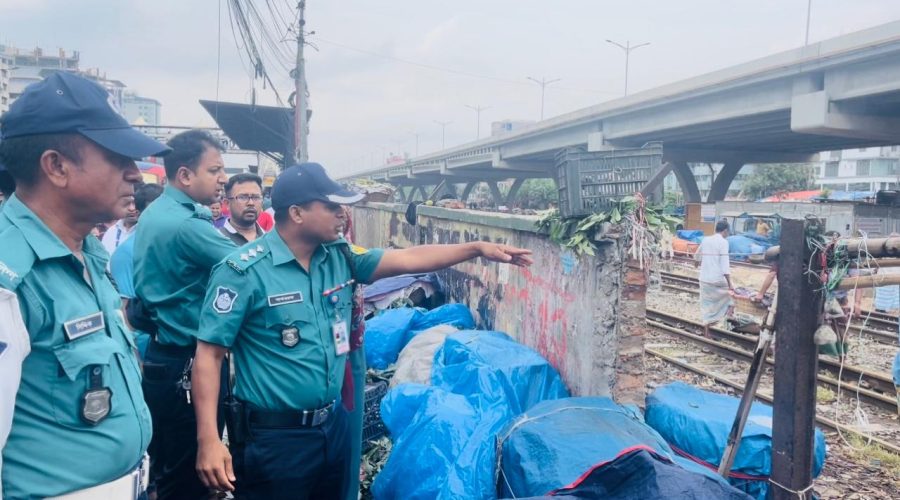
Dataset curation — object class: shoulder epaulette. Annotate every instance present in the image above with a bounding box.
[225,243,270,274]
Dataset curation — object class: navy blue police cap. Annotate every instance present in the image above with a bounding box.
[0,71,170,159]
[271,162,364,209]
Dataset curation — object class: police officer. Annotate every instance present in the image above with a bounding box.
[0,72,170,499]
[191,162,532,498]
[132,129,236,499]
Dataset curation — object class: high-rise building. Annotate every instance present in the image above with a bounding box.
[122,92,162,126]
[0,55,10,115]
[816,147,900,192]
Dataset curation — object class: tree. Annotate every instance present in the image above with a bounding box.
[741,163,816,200]
[512,179,558,209]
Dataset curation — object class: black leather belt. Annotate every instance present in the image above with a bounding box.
[247,401,335,428]
[147,339,195,358]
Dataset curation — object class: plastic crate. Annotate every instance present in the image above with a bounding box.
[362,380,388,451]
[555,143,663,217]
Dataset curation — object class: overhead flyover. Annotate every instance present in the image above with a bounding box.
[339,21,900,204]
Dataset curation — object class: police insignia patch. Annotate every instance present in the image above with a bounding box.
[213,286,238,313]
[281,327,300,347]
[350,244,369,255]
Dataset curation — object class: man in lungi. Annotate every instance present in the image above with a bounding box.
[696,220,735,338]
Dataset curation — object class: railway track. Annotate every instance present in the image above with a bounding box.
[645,347,900,457]
[655,271,899,347]
[646,308,898,411]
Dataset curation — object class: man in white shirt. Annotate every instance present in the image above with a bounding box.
[100,202,140,255]
[695,220,735,337]
[0,287,32,496]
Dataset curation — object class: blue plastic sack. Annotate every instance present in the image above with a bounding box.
[434,331,570,499]
[497,397,743,498]
[365,308,422,369]
[409,303,475,341]
[645,382,828,500]
[373,330,569,500]
[373,384,481,500]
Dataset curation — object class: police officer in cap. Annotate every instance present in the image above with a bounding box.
[191,162,532,498]
[0,71,170,499]
[132,129,236,499]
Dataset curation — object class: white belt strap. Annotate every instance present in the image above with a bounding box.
[47,454,149,500]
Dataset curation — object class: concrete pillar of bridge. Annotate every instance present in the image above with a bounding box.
[670,161,702,203]
[487,182,505,207]
[505,178,526,206]
[639,162,673,198]
[395,186,408,203]
[706,162,744,202]
[460,182,477,202]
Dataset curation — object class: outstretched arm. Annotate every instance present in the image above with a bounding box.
[369,241,532,282]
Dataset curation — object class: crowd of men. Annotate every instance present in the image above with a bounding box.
[0,72,532,499]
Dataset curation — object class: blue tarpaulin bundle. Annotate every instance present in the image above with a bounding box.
[676,229,705,243]
[645,382,828,500]
[497,397,749,499]
[727,235,768,261]
[364,304,476,370]
[373,330,569,500]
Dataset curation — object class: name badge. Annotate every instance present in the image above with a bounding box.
[63,312,105,341]
[268,291,303,307]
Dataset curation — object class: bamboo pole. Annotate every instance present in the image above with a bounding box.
[834,273,900,291]
[765,237,900,261]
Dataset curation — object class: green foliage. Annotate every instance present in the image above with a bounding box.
[535,196,682,256]
[741,163,816,200]
[515,179,558,209]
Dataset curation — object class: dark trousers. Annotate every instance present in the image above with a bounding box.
[142,340,226,500]
[231,404,351,500]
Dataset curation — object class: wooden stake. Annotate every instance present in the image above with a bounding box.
[771,218,822,500]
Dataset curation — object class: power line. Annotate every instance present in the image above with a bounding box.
[313,36,617,96]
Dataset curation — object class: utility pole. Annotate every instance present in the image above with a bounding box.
[805,0,813,45]
[464,104,490,139]
[526,76,560,120]
[606,39,649,96]
[294,1,309,163]
[434,120,451,149]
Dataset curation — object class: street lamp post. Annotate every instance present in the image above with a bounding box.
[464,104,490,139]
[434,120,452,150]
[526,76,561,120]
[605,39,650,96]
[409,131,419,157]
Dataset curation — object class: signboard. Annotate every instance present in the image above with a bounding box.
[700,204,716,222]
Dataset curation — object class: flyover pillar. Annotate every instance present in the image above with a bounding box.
[706,162,744,202]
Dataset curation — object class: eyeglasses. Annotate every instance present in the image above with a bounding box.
[227,194,263,203]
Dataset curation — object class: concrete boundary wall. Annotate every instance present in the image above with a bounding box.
[352,202,646,403]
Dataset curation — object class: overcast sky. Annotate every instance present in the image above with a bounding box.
[2,0,900,176]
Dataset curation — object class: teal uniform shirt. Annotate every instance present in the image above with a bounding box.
[0,194,152,498]
[197,229,383,411]
[133,186,235,346]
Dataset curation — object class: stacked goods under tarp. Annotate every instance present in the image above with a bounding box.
[389,324,457,388]
[372,330,570,499]
[496,397,751,500]
[645,382,828,500]
[365,304,475,370]
[363,273,440,315]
